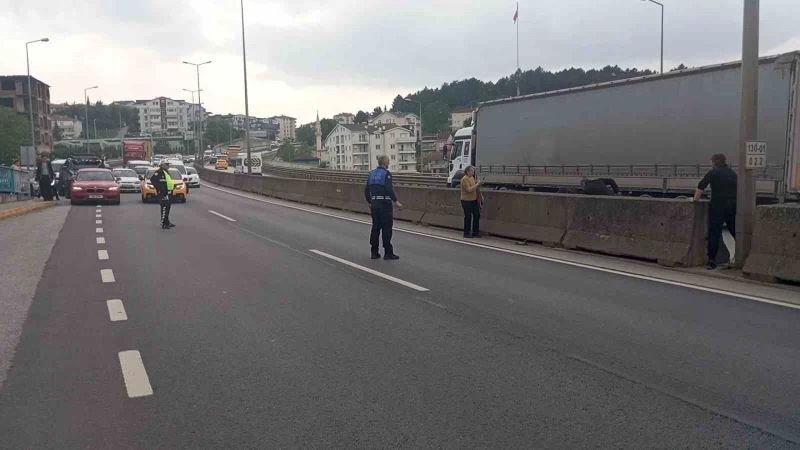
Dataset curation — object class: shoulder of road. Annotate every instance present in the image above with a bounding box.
[0,199,59,221]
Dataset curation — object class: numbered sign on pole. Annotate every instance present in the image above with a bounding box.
[745,141,766,169]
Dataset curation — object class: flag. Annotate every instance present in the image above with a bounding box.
[513,3,518,22]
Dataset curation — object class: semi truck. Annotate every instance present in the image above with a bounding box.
[122,139,153,167]
[448,52,800,201]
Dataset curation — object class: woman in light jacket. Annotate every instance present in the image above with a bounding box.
[460,166,482,238]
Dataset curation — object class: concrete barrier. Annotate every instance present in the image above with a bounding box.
[196,166,709,267]
[743,204,800,283]
[563,196,708,267]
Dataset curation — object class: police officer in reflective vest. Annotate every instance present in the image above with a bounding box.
[365,155,403,260]
[150,161,175,229]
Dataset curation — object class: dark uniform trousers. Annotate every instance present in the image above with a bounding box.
[160,194,172,225]
[370,200,394,255]
[708,200,736,261]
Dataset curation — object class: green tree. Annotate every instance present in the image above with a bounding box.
[53,122,64,141]
[463,117,472,127]
[153,140,171,154]
[296,123,315,147]
[320,118,337,141]
[203,119,243,148]
[277,141,295,162]
[354,110,368,123]
[372,106,383,117]
[0,107,30,165]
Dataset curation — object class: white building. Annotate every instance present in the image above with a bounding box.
[449,106,473,131]
[115,97,192,134]
[333,112,355,124]
[270,115,296,141]
[324,123,417,173]
[54,116,83,140]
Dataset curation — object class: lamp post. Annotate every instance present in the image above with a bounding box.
[25,37,49,155]
[83,85,98,151]
[641,0,664,74]
[183,88,202,156]
[93,119,97,139]
[404,96,423,173]
[240,0,252,174]
[183,60,211,160]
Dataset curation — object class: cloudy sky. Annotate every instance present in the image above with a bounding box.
[1,0,799,124]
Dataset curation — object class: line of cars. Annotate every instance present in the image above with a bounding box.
[125,158,199,203]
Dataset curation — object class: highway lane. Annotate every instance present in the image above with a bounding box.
[0,187,798,447]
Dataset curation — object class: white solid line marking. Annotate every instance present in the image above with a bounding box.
[208,210,237,222]
[118,350,153,398]
[96,228,103,233]
[98,249,109,260]
[206,183,800,311]
[96,219,102,224]
[96,214,102,218]
[100,269,115,283]
[310,249,429,292]
[106,299,128,321]
[96,237,106,244]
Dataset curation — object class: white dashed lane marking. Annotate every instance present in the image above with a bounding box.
[96,237,106,244]
[98,250,109,260]
[118,351,153,398]
[106,299,127,321]
[96,228,103,233]
[309,249,429,292]
[100,269,115,283]
[96,220,102,224]
[208,210,237,222]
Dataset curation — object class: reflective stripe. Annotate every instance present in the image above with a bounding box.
[164,171,175,190]
[371,196,391,200]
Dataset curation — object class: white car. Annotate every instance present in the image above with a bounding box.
[112,168,142,193]
[185,166,201,188]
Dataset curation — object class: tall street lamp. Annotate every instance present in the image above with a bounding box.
[183,60,212,159]
[25,37,49,155]
[240,0,252,174]
[84,85,98,151]
[183,88,202,156]
[404,96,423,173]
[641,0,664,74]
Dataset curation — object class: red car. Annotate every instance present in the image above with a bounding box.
[70,168,121,205]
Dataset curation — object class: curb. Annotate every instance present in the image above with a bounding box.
[0,201,58,221]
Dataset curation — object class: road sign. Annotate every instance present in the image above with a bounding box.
[745,141,766,169]
[19,146,36,166]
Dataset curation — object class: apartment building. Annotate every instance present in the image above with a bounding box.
[270,115,296,141]
[449,106,473,131]
[0,75,53,153]
[324,122,417,173]
[53,116,83,140]
[370,111,419,137]
[333,112,355,124]
[114,97,191,134]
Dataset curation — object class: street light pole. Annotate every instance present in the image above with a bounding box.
[642,0,664,74]
[25,38,48,156]
[183,60,211,160]
[83,85,98,152]
[183,88,202,157]
[240,0,252,174]
[735,0,760,267]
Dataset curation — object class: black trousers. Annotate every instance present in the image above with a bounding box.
[370,201,394,255]
[708,200,736,261]
[461,200,480,236]
[160,194,172,225]
[39,175,53,201]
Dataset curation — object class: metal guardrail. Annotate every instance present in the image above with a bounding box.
[0,165,32,196]
[262,161,447,187]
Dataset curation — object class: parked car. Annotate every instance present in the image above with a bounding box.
[140,168,188,203]
[185,166,200,188]
[112,168,142,193]
[70,168,120,205]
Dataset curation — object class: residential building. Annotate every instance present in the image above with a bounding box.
[449,106,473,131]
[212,114,280,140]
[370,111,420,138]
[270,115,296,141]
[324,122,417,173]
[0,75,53,153]
[113,97,191,135]
[53,116,83,140]
[333,112,355,124]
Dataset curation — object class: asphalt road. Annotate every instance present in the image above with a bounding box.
[1,185,800,448]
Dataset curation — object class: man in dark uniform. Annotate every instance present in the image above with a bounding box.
[35,155,56,201]
[693,153,737,269]
[365,155,403,260]
[150,161,176,229]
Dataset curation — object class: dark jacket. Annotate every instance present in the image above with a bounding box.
[35,160,55,181]
[698,165,737,203]
[364,166,397,203]
[150,168,170,197]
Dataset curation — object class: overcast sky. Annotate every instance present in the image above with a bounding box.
[1,0,799,124]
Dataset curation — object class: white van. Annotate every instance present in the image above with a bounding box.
[232,154,262,175]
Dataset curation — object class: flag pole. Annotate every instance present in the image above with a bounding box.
[516,1,520,96]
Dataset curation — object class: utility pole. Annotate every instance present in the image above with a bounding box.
[641,0,664,74]
[183,60,212,160]
[240,0,252,174]
[25,38,48,156]
[735,0,759,267]
[83,85,98,152]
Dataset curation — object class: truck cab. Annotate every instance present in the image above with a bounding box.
[447,126,474,187]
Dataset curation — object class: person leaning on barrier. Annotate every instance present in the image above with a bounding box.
[365,155,403,260]
[692,153,737,270]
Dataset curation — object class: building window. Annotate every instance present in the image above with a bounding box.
[390,144,395,149]
[390,133,395,139]
[375,144,380,150]
[391,155,396,160]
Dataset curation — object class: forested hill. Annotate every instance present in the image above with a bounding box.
[390,65,658,133]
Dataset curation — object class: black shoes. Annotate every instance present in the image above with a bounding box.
[371,253,381,260]
[384,254,400,260]
[706,260,717,270]
[162,222,175,229]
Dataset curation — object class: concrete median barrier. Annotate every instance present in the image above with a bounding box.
[563,196,707,267]
[743,204,800,283]
[480,191,573,247]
